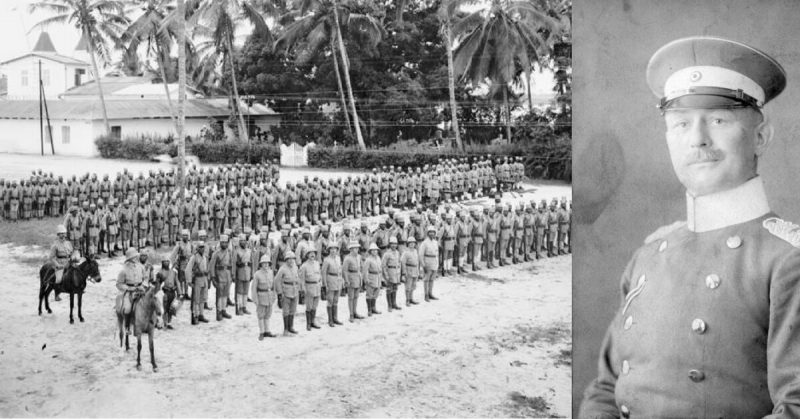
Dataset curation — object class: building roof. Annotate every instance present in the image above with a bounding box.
[0,98,277,120]
[33,32,57,53]
[0,52,89,66]
[61,75,201,98]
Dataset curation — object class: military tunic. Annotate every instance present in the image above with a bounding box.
[274,263,300,316]
[581,178,800,418]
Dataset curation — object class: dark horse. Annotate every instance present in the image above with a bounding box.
[38,256,102,323]
[117,278,163,371]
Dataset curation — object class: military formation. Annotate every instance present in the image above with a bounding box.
[43,155,568,339]
[16,155,527,259]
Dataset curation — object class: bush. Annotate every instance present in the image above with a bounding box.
[307,140,571,181]
[95,134,280,164]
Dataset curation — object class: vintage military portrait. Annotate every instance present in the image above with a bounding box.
[573,0,800,417]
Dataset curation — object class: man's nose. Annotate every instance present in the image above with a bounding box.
[687,120,711,147]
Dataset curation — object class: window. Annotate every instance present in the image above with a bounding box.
[21,70,28,87]
[61,126,70,144]
[74,68,85,86]
[42,69,50,86]
[111,126,121,139]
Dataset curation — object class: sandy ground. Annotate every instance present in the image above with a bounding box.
[0,153,572,418]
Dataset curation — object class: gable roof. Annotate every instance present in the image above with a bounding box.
[61,75,202,98]
[0,98,278,121]
[0,52,89,66]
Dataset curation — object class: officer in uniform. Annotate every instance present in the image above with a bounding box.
[66,205,83,256]
[419,226,440,301]
[209,234,233,320]
[234,233,253,315]
[298,246,322,330]
[185,242,210,325]
[158,259,181,330]
[382,236,402,312]
[343,240,364,322]
[275,251,300,336]
[320,243,344,327]
[581,36,800,418]
[49,225,74,298]
[250,255,277,340]
[170,229,193,301]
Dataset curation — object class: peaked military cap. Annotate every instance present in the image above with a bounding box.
[647,36,786,110]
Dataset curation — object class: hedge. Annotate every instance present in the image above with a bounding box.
[96,135,280,164]
[307,142,572,181]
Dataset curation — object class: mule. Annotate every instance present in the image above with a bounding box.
[117,278,163,372]
[38,256,102,323]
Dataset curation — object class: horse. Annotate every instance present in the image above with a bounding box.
[117,278,163,372]
[38,256,102,323]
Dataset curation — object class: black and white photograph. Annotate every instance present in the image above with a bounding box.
[0,0,572,417]
[573,0,800,417]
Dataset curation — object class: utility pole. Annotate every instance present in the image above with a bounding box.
[39,60,43,156]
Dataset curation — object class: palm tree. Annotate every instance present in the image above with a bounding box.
[176,0,187,201]
[437,0,467,149]
[276,0,381,150]
[190,0,274,143]
[29,0,129,135]
[452,0,558,142]
[275,0,382,144]
[122,0,179,132]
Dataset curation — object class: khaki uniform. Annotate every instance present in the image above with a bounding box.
[275,263,300,317]
[185,253,209,318]
[299,259,321,312]
[209,248,233,312]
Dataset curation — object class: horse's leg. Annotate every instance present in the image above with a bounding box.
[78,293,84,322]
[69,293,74,324]
[44,284,52,314]
[117,315,123,348]
[38,283,44,315]
[125,332,130,351]
[136,335,142,370]
[149,331,157,372]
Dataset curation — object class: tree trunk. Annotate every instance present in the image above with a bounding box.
[227,36,249,143]
[330,36,352,136]
[332,1,366,151]
[526,69,534,114]
[444,21,462,149]
[177,0,187,202]
[157,44,178,133]
[503,86,512,143]
[85,28,111,135]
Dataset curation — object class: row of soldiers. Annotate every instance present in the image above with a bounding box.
[0,155,527,225]
[51,156,528,259]
[108,194,570,338]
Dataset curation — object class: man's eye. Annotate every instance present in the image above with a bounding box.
[711,118,724,125]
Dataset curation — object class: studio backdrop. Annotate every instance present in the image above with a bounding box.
[572,0,800,414]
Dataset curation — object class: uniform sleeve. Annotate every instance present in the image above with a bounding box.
[298,264,307,293]
[321,260,330,289]
[765,249,800,418]
[209,252,218,279]
[579,252,640,419]
[185,256,194,285]
[249,272,258,301]
[381,253,390,280]
[274,268,284,295]
[116,269,128,292]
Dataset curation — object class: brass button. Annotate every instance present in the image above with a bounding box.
[705,274,721,289]
[689,369,705,382]
[622,360,630,375]
[637,274,646,287]
[623,315,633,330]
[658,240,668,252]
[692,318,707,334]
[620,405,630,417]
[726,235,742,249]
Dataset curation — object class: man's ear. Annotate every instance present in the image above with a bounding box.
[754,113,774,157]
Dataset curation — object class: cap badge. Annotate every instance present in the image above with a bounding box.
[689,70,702,82]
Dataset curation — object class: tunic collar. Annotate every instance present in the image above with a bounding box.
[685,176,770,233]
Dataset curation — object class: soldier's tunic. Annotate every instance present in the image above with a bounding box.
[136,206,149,248]
[321,254,343,306]
[381,248,401,295]
[185,252,209,317]
[471,216,485,268]
[66,213,83,254]
[547,208,559,254]
[343,253,362,296]
[167,203,180,244]
[363,255,382,299]
[274,263,300,317]
[418,238,439,280]
[234,247,252,295]
[151,205,165,247]
[558,206,571,254]
[523,210,535,261]
[250,268,276,320]
[209,247,233,311]
[400,246,420,296]
[581,178,800,418]
[498,213,513,264]
[455,218,471,269]
[105,208,119,254]
[49,239,73,284]
[534,209,547,257]
[116,260,144,315]
[159,267,179,325]
[486,214,500,266]
[512,212,525,262]
[299,259,321,311]
[83,211,101,255]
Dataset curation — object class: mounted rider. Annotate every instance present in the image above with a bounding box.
[116,248,145,317]
[50,224,78,301]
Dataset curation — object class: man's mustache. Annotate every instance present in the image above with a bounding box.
[686,149,722,164]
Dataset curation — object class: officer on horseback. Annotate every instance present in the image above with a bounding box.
[116,248,145,319]
[50,224,76,302]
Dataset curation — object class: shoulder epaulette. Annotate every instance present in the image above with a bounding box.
[763,217,800,248]
[644,221,686,244]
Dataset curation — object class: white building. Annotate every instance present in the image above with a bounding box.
[0,74,281,157]
[0,32,91,100]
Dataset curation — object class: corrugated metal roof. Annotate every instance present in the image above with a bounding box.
[0,98,278,120]
[61,75,202,98]
[0,52,89,66]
